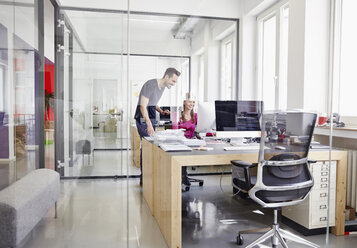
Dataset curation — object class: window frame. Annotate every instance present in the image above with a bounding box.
[220,34,235,100]
[256,0,289,110]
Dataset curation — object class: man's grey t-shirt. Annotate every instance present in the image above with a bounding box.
[134,79,165,122]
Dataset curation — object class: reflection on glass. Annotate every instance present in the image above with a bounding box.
[262,111,316,160]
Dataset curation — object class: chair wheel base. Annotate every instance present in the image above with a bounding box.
[236,234,243,246]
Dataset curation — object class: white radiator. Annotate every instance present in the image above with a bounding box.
[346,150,357,209]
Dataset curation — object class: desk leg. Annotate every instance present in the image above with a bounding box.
[332,155,347,236]
[153,152,182,248]
[143,140,154,214]
[170,159,182,248]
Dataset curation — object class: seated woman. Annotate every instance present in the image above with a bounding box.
[177,98,197,186]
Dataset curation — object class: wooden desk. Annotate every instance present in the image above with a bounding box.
[142,139,347,248]
[130,124,170,168]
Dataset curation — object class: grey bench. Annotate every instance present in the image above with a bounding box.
[0,169,60,247]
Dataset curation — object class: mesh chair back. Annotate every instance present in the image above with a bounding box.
[250,111,317,208]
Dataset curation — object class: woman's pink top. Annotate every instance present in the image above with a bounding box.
[178,113,197,138]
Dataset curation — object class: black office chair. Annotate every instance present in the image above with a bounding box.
[231,111,319,248]
[183,173,204,192]
[76,139,92,165]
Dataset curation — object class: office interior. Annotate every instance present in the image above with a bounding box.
[0,0,357,247]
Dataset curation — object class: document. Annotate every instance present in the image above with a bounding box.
[159,143,192,152]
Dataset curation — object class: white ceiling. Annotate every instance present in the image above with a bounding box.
[65,10,204,55]
[57,0,242,19]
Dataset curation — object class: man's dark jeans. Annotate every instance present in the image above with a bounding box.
[136,119,156,180]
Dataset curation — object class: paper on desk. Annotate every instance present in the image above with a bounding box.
[192,146,213,151]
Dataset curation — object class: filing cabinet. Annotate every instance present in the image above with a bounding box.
[282,161,336,229]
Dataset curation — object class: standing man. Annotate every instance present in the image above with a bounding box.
[134,68,180,185]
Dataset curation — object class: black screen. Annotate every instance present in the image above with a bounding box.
[215,101,263,131]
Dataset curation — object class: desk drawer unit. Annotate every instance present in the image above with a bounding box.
[282,161,336,229]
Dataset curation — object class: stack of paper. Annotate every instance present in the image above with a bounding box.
[159,143,192,152]
[183,139,206,147]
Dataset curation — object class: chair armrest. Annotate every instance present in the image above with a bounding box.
[231,160,257,168]
[231,160,256,191]
[308,159,317,164]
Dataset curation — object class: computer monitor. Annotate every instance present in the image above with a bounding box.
[197,102,216,133]
[215,100,263,138]
[159,106,171,122]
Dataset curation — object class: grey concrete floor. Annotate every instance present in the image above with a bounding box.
[17,174,357,248]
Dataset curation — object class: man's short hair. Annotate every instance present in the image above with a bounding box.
[163,68,181,78]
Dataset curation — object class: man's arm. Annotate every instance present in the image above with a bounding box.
[140,95,155,136]
[156,105,170,115]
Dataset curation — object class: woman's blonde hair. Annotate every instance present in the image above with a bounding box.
[181,99,195,123]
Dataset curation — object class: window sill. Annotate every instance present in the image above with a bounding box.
[314,126,357,139]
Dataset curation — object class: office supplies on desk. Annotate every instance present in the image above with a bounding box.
[159,143,192,152]
[192,146,213,151]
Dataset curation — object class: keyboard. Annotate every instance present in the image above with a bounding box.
[224,144,261,151]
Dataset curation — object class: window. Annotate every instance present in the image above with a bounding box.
[257,1,289,110]
[335,0,357,116]
[198,54,205,101]
[221,35,234,99]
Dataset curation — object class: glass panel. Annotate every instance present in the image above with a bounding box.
[0,0,40,186]
[44,0,55,170]
[261,16,276,110]
[262,111,317,160]
[339,0,357,116]
[60,10,126,177]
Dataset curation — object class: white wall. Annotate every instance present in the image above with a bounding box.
[303,0,329,112]
[287,0,330,112]
[59,0,242,19]
[239,15,256,100]
[286,0,306,109]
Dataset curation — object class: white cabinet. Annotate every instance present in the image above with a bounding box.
[282,161,336,229]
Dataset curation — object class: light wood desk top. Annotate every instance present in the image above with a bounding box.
[142,139,347,248]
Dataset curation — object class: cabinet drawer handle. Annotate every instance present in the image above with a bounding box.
[321,183,328,188]
[320,217,327,221]
[320,193,327,197]
[321,178,328,182]
[321,172,328,176]
[320,205,327,209]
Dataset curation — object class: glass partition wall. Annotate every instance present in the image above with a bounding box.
[0,0,44,188]
[55,8,237,178]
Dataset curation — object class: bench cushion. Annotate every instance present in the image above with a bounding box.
[0,169,60,247]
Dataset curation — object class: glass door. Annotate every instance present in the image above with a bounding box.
[55,9,130,178]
